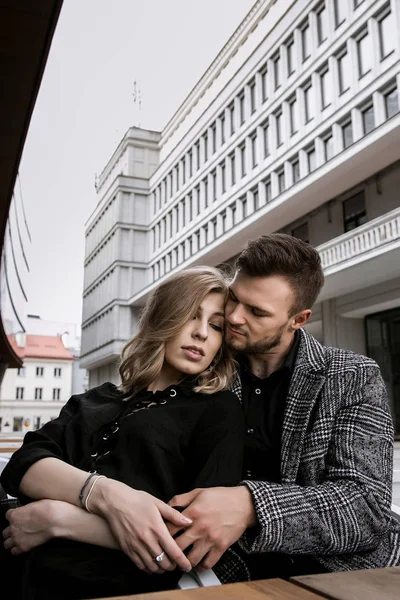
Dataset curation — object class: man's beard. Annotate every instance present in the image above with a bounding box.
[226,323,286,355]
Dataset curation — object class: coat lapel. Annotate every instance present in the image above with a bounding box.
[280,329,326,482]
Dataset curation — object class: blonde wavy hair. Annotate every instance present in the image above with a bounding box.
[119,266,236,398]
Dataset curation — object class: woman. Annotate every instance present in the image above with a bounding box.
[1,266,244,600]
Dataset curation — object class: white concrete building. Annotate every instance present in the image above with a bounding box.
[81,0,400,461]
[0,334,74,434]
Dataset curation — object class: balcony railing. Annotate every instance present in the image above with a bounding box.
[318,207,400,272]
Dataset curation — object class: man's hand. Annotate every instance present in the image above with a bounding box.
[167,486,257,571]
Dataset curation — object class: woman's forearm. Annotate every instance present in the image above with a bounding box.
[19,457,94,508]
[54,502,120,549]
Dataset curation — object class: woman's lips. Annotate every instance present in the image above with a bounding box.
[182,347,204,361]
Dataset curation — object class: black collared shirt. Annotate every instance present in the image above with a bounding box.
[240,331,300,483]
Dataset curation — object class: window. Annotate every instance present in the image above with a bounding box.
[17,367,26,377]
[289,97,298,135]
[292,222,309,243]
[273,53,281,89]
[35,387,43,400]
[231,201,237,225]
[379,11,395,59]
[240,144,246,177]
[221,161,226,193]
[263,121,270,157]
[211,124,216,154]
[53,388,61,401]
[229,103,235,135]
[204,178,208,208]
[354,0,365,7]
[241,197,248,219]
[292,158,300,183]
[13,417,23,432]
[261,67,268,102]
[385,88,399,118]
[249,80,256,114]
[188,150,193,177]
[357,33,371,77]
[251,134,257,168]
[320,68,331,109]
[264,178,272,202]
[16,387,24,400]
[195,142,200,168]
[220,114,226,145]
[33,417,41,430]
[301,23,311,61]
[342,120,353,148]
[230,152,236,185]
[287,39,295,75]
[338,51,350,93]
[316,4,327,45]
[252,187,259,210]
[334,0,346,28]
[212,170,217,201]
[324,134,334,161]
[343,191,367,231]
[278,170,285,193]
[304,84,314,123]
[275,111,283,147]
[239,92,245,124]
[54,367,62,377]
[203,132,208,162]
[36,367,44,377]
[307,147,316,173]
[362,105,375,134]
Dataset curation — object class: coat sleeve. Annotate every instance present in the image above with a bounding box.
[188,391,245,490]
[239,363,394,556]
[0,393,83,499]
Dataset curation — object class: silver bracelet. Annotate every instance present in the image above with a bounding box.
[84,475,107,513]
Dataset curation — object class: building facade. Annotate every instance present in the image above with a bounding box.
[0,316,88,434]
[0,334,73,434]
[81,0,400,447]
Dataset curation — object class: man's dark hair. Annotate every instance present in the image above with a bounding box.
[236,233,324,315]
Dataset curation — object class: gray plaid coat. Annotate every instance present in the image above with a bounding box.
[215,328,400,583]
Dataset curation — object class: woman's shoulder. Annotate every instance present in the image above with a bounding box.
[78,382,126,404]
[202,388,241,409]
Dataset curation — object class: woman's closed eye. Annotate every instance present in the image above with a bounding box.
[210,322,223,332]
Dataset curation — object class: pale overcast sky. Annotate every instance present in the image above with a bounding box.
[19,0,255,331]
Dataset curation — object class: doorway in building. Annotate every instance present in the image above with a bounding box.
[365,307,400,439]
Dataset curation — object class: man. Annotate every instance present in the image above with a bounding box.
[168,233,400,582]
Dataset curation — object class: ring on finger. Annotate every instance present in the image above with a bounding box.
[153,551,165,563]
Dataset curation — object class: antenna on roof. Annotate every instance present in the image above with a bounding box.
[132,80,142,127]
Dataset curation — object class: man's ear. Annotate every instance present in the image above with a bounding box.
[290,309,312,330]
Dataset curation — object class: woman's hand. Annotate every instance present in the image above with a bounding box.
[90,478,193,574]
[3,499,65,555]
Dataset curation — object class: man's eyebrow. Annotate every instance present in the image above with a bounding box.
[229,288,271,315]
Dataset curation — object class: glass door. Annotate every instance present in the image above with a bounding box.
[366,307,400,439]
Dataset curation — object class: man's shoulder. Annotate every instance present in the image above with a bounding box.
[300,329,380,375]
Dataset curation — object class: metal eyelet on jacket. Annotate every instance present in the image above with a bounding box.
[170,389,177,397]
[159,399,167,405]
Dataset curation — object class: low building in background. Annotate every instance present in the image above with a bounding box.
[0,334,73,434]
[0,316,88,435]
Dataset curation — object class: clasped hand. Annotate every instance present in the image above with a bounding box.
[167,486,256,571]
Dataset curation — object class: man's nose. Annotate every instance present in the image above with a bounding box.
[226,302,245,324]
